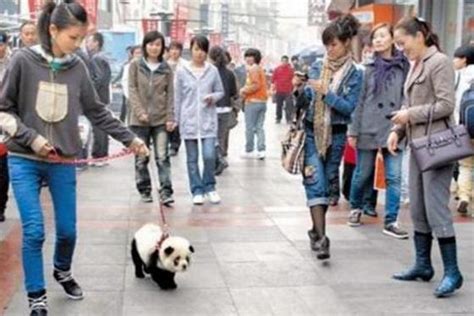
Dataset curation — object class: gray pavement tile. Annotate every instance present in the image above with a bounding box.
[124,262,226,290]
[220,260,324,288]
[45,226,129,245]
[122,288,237,316]
[43,244,127,266]
[332,283,474,314]
[206,226,287,242]
[311,258,406,285]
[212,241,305,263]
[276,224,370,242]
[230,286,351,316]
[5,290,123,316]
[43,264,126,292]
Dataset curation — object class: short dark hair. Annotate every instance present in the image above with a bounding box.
[291,55,298,62]
[190,35,209,54]
[142,31,166,61]
[169,41,183,52]
[37,1,88,55]
[454,45,474,66]
[90,32,104,50]
[281,55,289,61]
[322,14,360,46]
[244,48,262,64]
[395,17,440,51]
[209,46,227,68]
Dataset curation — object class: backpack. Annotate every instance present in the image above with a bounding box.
[460,83,474,138]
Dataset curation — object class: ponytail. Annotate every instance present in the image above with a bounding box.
[425,32,440,51]
[395,17,441,51]
[37,0,88,55]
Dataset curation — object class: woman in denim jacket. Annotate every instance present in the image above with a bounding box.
[304,14,363,260]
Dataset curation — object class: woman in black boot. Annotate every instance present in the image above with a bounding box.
[388,17,463,298]
[303,14,363,260]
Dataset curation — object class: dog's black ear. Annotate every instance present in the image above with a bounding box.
[189,245,195,253]
[164,246,174,256]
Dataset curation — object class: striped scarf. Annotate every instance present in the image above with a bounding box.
[313,53,353,158]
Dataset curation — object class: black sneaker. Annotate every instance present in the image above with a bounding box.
[53,268,84,300]
[161,194,175,206]
[140,192,153,203]
[383,223,409,239]
[457,200,469,215]
[28,289,48,316]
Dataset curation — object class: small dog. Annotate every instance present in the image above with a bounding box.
[131,223,194,290]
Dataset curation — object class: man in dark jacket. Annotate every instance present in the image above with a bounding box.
[86,32,112,165]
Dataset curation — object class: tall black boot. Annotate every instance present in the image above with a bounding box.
[393,231,434,282]
[434,237,463,298]
[28,289,48,316]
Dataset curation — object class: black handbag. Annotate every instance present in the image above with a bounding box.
[410,106,474,172]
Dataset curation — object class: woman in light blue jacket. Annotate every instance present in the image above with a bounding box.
[174,36,224,205]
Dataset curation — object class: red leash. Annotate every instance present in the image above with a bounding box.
[46,148,134,165]
[156,201,170,250]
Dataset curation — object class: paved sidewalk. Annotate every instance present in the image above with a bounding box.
[0,105,473,315]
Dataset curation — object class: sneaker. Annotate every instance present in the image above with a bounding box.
[347,209,362,227]
[206,191,221,204]
[383,223,409,239]
[457,200,469,215]
[140,192,153,203]
[241,151,256,159]
[257,151,266,160]
[161,194,175,206]
[53,268,84,300]
[28,290,48,316]
[193,194,205,205]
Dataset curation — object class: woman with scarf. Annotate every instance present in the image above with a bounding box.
[304,14,363,260]
[347,23,410,237]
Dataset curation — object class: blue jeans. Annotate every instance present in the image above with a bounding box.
[244,102,266,152]
[303,127,346,207]
[131,125,173,197]
[350,148,403,225]
[8,156,77,293]
[184,138,216,195]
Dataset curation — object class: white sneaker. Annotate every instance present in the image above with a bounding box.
[257,151,265,160]
[206,191,221,204]
[192,194,205,205]
[241,151,256,159]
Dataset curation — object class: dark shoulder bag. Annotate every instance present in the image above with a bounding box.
[410,106,474,172]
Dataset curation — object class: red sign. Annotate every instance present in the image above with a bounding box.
[142,19,160,34]
[77,0,98,28]
[28,0,46,20]
[170,4,188,43]
[209,33,222,47]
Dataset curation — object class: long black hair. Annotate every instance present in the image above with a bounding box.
[395,17,440,51]
[209,46,227,68]
[322,14,360,45]
[37,0,88,55]
[141,31,166,62]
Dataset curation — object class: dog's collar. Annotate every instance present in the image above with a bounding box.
[156,232,170,251]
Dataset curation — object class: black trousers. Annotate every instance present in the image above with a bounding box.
[0,155,9,214]
[92,126,109,159]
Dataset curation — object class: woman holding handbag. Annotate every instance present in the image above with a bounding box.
[388,17,463,298]
[303,14,363,260]
[347,23,410,238]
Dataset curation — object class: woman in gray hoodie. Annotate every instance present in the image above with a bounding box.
[174,36,224,205]
[0,2,148,315]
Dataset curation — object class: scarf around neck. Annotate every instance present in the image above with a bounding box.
[372,50,407,94]
[313,52,353,158]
